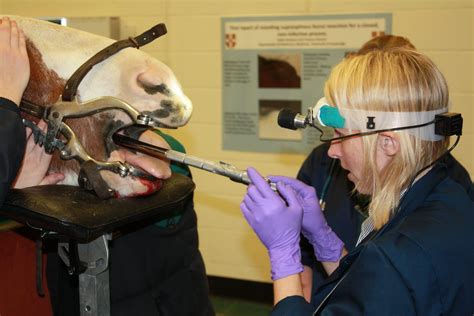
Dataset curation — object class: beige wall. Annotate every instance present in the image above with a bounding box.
[3,0,473,282]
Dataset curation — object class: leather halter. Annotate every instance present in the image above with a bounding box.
[62,23,167,101]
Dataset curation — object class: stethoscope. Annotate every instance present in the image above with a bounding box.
[318,158,337,212]
[319,157,369,221]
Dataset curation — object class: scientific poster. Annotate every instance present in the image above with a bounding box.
[222,13,392,153]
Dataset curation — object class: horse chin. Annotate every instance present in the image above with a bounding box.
[99,171,163,198]
[57,164,164,198]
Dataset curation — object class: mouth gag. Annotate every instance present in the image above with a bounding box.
[278,97,462,142]
[19,23,170,199]
[21,97,162,197]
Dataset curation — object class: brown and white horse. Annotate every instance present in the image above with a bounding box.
[0,15,193,315]
[15,15,193,197]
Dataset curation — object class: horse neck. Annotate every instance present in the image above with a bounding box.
[16,16,115,106]
[16,16,114,80]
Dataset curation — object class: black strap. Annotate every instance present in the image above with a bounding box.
[19,98,47,118]
[62,23,167,101]
[35,239,45,297]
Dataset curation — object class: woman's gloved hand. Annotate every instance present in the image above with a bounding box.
[240,167,304,280]
[269,176,344,262]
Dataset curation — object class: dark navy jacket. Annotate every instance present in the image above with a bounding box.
[297,143,472,300]
[0,97,26,206]
[273,160,474,315]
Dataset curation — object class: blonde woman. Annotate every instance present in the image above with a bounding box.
[241,49,474,315]
[296,35,474,304]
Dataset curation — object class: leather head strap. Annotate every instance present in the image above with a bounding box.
[62,23,167,102]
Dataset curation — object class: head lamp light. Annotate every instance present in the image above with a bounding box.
[278,97,453,142]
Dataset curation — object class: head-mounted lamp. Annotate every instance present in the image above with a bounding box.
[278,97,455,143]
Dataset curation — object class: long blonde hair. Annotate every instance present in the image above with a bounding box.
[325,48,449,228]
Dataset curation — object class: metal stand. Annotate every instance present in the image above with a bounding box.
[59,235,111,316]
[0,174,194,316]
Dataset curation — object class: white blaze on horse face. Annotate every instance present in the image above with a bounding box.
[79,48,193,127]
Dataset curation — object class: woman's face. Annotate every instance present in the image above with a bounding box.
[328,128,394,195]
[328,128,366,190]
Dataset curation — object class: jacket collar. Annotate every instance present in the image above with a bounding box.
[374,162,448,236]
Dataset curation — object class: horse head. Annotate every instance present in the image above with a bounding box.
[12,15,192,197]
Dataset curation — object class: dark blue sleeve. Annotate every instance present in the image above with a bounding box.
[271,296,314,316]
[0,97,26,206]
[319,241,430,316]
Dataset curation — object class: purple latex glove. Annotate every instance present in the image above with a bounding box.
[240,167,304,280]
[270,176,344,262]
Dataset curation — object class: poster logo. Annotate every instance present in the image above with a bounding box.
[225,33,237,48]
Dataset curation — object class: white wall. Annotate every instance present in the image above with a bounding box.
[2,0,473,282]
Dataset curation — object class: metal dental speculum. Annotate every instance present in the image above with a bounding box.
[21,96,162,198]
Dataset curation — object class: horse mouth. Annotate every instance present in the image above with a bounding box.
[103,148,166,198]
[90,123,169,198]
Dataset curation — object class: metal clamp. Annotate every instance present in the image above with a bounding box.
[24,118,157,198]
[42,96,166,153]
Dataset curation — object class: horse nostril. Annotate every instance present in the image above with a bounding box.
[152,109,170,118]
[149,100,179,119]
[160,100,175,111]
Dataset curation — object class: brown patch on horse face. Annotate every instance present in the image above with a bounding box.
[65,115,108,165]
[23,39,110,176]
[23,39,65,106]
[48,115,109,176]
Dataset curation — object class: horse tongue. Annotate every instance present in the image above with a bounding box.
[118,149,171,179]
[106,149,171,197]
